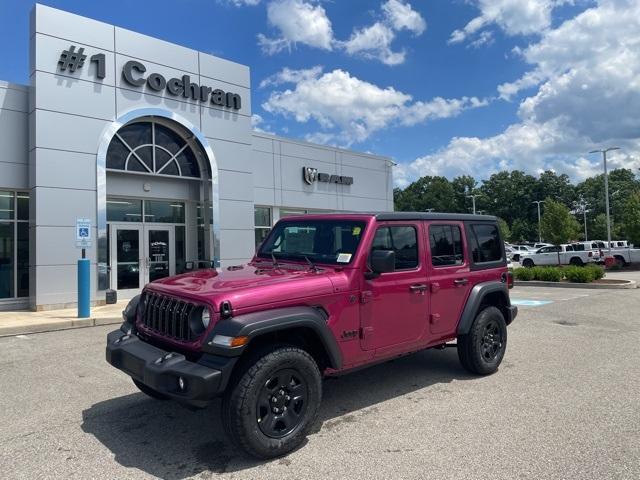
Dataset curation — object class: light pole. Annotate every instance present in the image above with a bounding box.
[532,200,545,242]
[466,193,481,214]
[576,199,589,241]
[589,147,620,255]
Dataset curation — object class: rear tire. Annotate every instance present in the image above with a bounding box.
[522,258,534,268]
[569,257,583,266]
[222,346,322,459]
[614,255,626,267]
[457,306,507,375]
[132,378,169,400]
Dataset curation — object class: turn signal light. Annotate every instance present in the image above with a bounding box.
[211,335,249,348]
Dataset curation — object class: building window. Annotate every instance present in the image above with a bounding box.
[255,206,272,248]
[0,191,29,300]
[106,120,201,178]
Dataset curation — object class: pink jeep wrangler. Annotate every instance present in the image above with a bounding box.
[107,213,516,458]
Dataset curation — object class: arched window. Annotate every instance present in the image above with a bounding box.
[106,120,201,178]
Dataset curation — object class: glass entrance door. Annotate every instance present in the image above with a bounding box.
[110,225,143,296]
[144,226,175,283]
[109,224,175,295]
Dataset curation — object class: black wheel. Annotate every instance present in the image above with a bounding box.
[569,257,583,266]
[132,378,169,400]
[457,306,507,375]
[222,346,322,459]
[522,258,534,268]
[614,255,626,267]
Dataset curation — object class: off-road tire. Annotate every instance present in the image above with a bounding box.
[522,258,534,268]
[457,306,507,375]
[132,378,169,400]
[222,346,322,459]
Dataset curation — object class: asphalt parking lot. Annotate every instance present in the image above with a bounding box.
[1,285,639,480]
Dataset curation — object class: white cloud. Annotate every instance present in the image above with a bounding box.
[382,0,427,35]
[251,114,275,134]
[227,0,261,6]
[341,0,426,65]
[400,0,640,186]
[449,0,566,45]
[342,22,406,66]
[262,67,487,145]
[258,0,334,54]
[259,66,324,88]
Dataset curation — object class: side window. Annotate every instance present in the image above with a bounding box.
[371,226,418,270]
[565,245,574,251]
[469,224,502,263]
[429,225,464,266]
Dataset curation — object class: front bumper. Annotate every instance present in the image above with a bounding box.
[106,329,236,407]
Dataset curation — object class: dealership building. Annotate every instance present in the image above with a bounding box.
[0,4,393,311]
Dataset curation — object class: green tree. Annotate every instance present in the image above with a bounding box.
[393,176,456,212]
[497,218,511,242]
[622,192,640,246]
[535,171,576,207]
[479,171,537,225]
[510,218,536,242]
[540,198,581,245]
[451,175,477,213]
[591,213,609,240]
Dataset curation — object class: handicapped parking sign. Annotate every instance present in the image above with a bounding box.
[76,218,92,248]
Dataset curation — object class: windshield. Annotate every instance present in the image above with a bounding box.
[257,220,366,265]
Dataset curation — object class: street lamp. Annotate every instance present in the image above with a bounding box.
[532,200,545,243]
[589,147,620,255]
[466,193,481,214]
[575,199,589,241]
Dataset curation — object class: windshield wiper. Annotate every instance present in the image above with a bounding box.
[304,255,319,272]
[271,252,280,269]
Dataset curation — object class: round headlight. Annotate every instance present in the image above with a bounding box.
[202,309,211,328]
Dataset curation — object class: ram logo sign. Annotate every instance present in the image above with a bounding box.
[302,167,354,186]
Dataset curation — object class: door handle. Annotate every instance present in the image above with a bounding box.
[453,278,469,286]
[410,284,427,293]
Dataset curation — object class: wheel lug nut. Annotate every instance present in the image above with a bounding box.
[271,397,277,402]
[283,406,287,411]
[279,389,285,395]
[285,395,291,401]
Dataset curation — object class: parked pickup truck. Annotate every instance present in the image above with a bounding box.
[520,244,599,267]
[105,213,517,458]
[570,241,640,267]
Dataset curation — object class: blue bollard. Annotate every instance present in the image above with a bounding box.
[77,258,91,318]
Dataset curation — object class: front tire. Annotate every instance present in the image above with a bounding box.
[222,346,322,459]
[522,258,534,268]
[132,378,169,400]
[569,257,583,266]
[457,306,507,375]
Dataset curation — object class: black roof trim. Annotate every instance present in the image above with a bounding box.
[374,212,498,222]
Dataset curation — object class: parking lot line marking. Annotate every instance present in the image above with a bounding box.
[510,299,553,307]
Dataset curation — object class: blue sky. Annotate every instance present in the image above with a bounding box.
[1,0,639,186]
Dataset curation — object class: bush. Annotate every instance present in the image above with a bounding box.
[513,267,534,281]
[584,264,605,280]
[564,265,596,283]
[535,266,563,282]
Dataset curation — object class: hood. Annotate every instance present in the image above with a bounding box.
[145,262,337,312]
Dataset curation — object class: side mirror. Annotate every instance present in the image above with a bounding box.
[365,250,395,279]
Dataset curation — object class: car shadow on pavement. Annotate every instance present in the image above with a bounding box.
[81,347,475,478]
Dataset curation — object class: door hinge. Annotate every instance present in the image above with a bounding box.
[430,313,441,325]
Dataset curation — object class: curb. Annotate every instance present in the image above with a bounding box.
[0,316,121,338]
[515,280,637,289]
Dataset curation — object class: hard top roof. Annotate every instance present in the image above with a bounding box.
[278,212,498,222]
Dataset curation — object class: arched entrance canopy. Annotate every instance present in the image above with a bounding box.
[96,108,220,291]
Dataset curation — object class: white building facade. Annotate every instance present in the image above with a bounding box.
[0,4,393,311]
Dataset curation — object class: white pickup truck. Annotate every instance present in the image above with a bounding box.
[571,241,640,266]
[520,244,600,267]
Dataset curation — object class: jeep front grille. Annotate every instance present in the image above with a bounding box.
[141,292,198,342]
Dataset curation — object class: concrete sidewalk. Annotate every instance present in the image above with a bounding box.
[0,301,127,337]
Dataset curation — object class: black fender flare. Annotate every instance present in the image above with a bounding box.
[457,281,514,335]
[203,306,342,369]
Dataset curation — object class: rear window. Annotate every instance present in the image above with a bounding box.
[469,224,502,263]
[429,225,464,266]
